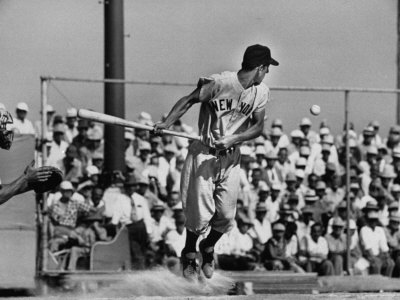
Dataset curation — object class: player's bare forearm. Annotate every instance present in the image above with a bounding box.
[0,174,29,205]
[157,88,201,129]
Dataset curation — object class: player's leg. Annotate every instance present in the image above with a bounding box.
[180,142,218,280]
[201,151,241,278]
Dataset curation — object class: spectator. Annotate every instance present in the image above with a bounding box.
[48,181,93,252]
[248,202,272,253]
[297,205,315,241]
[262,222,290,270]
[384,213,400,277]
[325,217,346,275]
[65,108,78,144]
[56,145,83,182]
[46,124,68,167]
[265,183,282,223]
[217,215,257,271]
[72,119,89,150]
[359,210,394,277]
[263,151,284,187]
[10,102,35,135]
[298,222,334,276]
[299,118,318,146]
[164,213,186,258]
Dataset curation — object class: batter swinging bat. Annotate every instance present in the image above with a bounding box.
[77,109,201,141]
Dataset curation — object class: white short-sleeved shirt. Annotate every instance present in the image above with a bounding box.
[300,235,329,263]
[198,71,270,147]
[360,225,389,256]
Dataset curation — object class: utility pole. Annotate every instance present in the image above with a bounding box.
[397,1,400,124]
[104,0,125,177]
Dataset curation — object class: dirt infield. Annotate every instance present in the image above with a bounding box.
[3,293,400,300]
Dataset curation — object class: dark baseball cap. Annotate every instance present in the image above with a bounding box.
[242,44,279,70]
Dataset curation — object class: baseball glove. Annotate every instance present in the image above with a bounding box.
[28,166,63,193]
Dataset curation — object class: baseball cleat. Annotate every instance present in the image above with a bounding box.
[199,240,215,279]
[181,250,199,282]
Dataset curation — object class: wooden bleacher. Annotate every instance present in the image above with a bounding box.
[220,270,319,294]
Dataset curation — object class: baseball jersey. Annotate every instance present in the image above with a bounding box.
[197,71,270,147]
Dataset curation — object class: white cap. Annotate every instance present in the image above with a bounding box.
[66,108,77,118]
[86,165,100,176]
[16,102,29,112]
[240,145,253,156]
[124,131,135,141]
[60,181,74,190]
[319,127,330,135]
[45,104,55,113]
[0,103,6,110]
[300,117,312,126]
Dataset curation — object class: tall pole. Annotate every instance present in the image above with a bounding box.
[397,2,400,124]
[344,90,351,274]
[104,0,125,175]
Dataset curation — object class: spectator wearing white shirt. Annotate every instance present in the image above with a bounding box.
[248,202,272,253]
[299,222,334,276]
[10,102,35,135]
[165,214,187,258]
[46,124,68,167]
[64,108,78,144]
[360,211,394,277]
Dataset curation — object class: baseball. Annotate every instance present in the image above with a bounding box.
[310,104,321,116]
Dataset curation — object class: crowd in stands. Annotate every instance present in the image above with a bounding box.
[7,101,400,277]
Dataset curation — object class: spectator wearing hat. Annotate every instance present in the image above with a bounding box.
[77,180,94,206]
[130,141,152,176]
[368,120,383,148]
[85,165,100,185]
[218,215,257,271]
[122,175,153,269]
[358,126,378,158]
[57,145,83,183]
[287,129,305,162]
[343,219,367,275]
[248,202,272,254]
[72,119,89,151]
[262,150,284,188]
[391,184,400,204]
[299,117,319,146]
[124,129,136,159]
[302,190,324,225]
[262,222,290,271]
[10,102,35,135]
[164,213,187,258]
[48,181,93,252]
[325,175,345,210]
[149,201,174,244]
[360,210,394,276]
[299,222,334,276]
[135,174,162,209]
[325,217,346,275]
[254,144,267,168]
[148,201,175,264]
[67,210,109,271]
[46,123,69,167]
[386,126,400,151]
[275,147,293,182]
[166,155,185,195]
[265,127,286,155]
[379,165,397,204]
[270,118,290,148]
[286,193,301,220]
[281,172,304,209]
[265,183,281,223]
[247,168,269,219]
[297,205,315,242]
[64,108,78,144]
[384,213,400,277]
[86,118,103,146]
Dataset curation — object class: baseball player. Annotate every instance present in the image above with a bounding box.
[154,44,279,280]
[0,109,58,205]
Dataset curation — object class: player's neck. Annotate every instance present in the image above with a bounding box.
[237,69,256,89]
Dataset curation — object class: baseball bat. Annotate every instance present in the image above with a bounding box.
[77,109,201,141]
